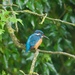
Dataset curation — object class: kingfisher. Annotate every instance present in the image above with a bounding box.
[26,30,49,52]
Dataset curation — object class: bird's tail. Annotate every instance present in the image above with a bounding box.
[25,49,29,52]
[25,44,30,52]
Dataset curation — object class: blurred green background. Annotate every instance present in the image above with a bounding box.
[0,0,75,75]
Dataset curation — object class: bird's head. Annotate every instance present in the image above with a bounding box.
[34,30,49,39]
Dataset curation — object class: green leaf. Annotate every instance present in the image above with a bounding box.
[54,43,63,51]
[63,13,69,21]
[57,38,62,43]
[65,58,73,67]
[58,0,62,8]
[43,63,50,75]
[3,55,8,69]
[0,10,10,22]
[69,0,75,5]
[0,35,2,41]
[2,10,10,16]
[35,1,43,13]
[2,70,6,75]
[9,17,17,23]
[0,47,3,53]
[30,17,35,28]
[26,53,34,61]
[14,68,18,73]
[0,29,5,35]
[70,16,75,23]
[16,0,24,9]
[65,39,73,50]
[43,54,51,62]
[0,21,5,29]
[49,32,56,37]
[17,19,24,26]
[42,0,47,2]
[46,63,58,75]
[26,1,35,11]
[1,16,7,22]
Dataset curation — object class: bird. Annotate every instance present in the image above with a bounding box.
[26,30,49,52]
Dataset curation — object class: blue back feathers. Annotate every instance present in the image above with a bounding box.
[26,30,44,52]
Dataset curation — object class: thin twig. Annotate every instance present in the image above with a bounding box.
[19,70,26,75]
[0,4,19,7]
[39,13,47,24]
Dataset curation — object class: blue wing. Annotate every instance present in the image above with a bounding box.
[26,33,41,52]
[26,35,32,52]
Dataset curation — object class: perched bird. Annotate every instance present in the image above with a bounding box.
[26,30,49,52]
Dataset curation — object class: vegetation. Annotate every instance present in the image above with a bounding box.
[0,0,75,75]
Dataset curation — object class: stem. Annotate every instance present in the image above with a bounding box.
[29,50,39,74]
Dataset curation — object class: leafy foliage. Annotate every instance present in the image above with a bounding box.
[0,0,75,75]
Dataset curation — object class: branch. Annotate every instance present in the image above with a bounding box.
[39,13,47,24]
[4,0,25,49]
[29,50,39,75]
[29,49,75,75]
[19,70,26,75]
[0,4,19,7]
[38,49,75,59]
[11,10,75,26]
[8,0,18,32]
[6,22,25,49]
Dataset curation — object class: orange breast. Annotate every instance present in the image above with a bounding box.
[34,39,42,50]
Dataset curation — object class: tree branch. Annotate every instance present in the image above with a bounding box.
[0,4,19,7]
[38,49,75,59]
[29,50,39,75]
[4,0,25,49]
[8,0,18,32]
[6,22,25,49]
[11,10,75,26]
[39,13,47,24]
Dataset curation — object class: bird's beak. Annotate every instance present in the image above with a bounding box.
[43,35,49,39]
